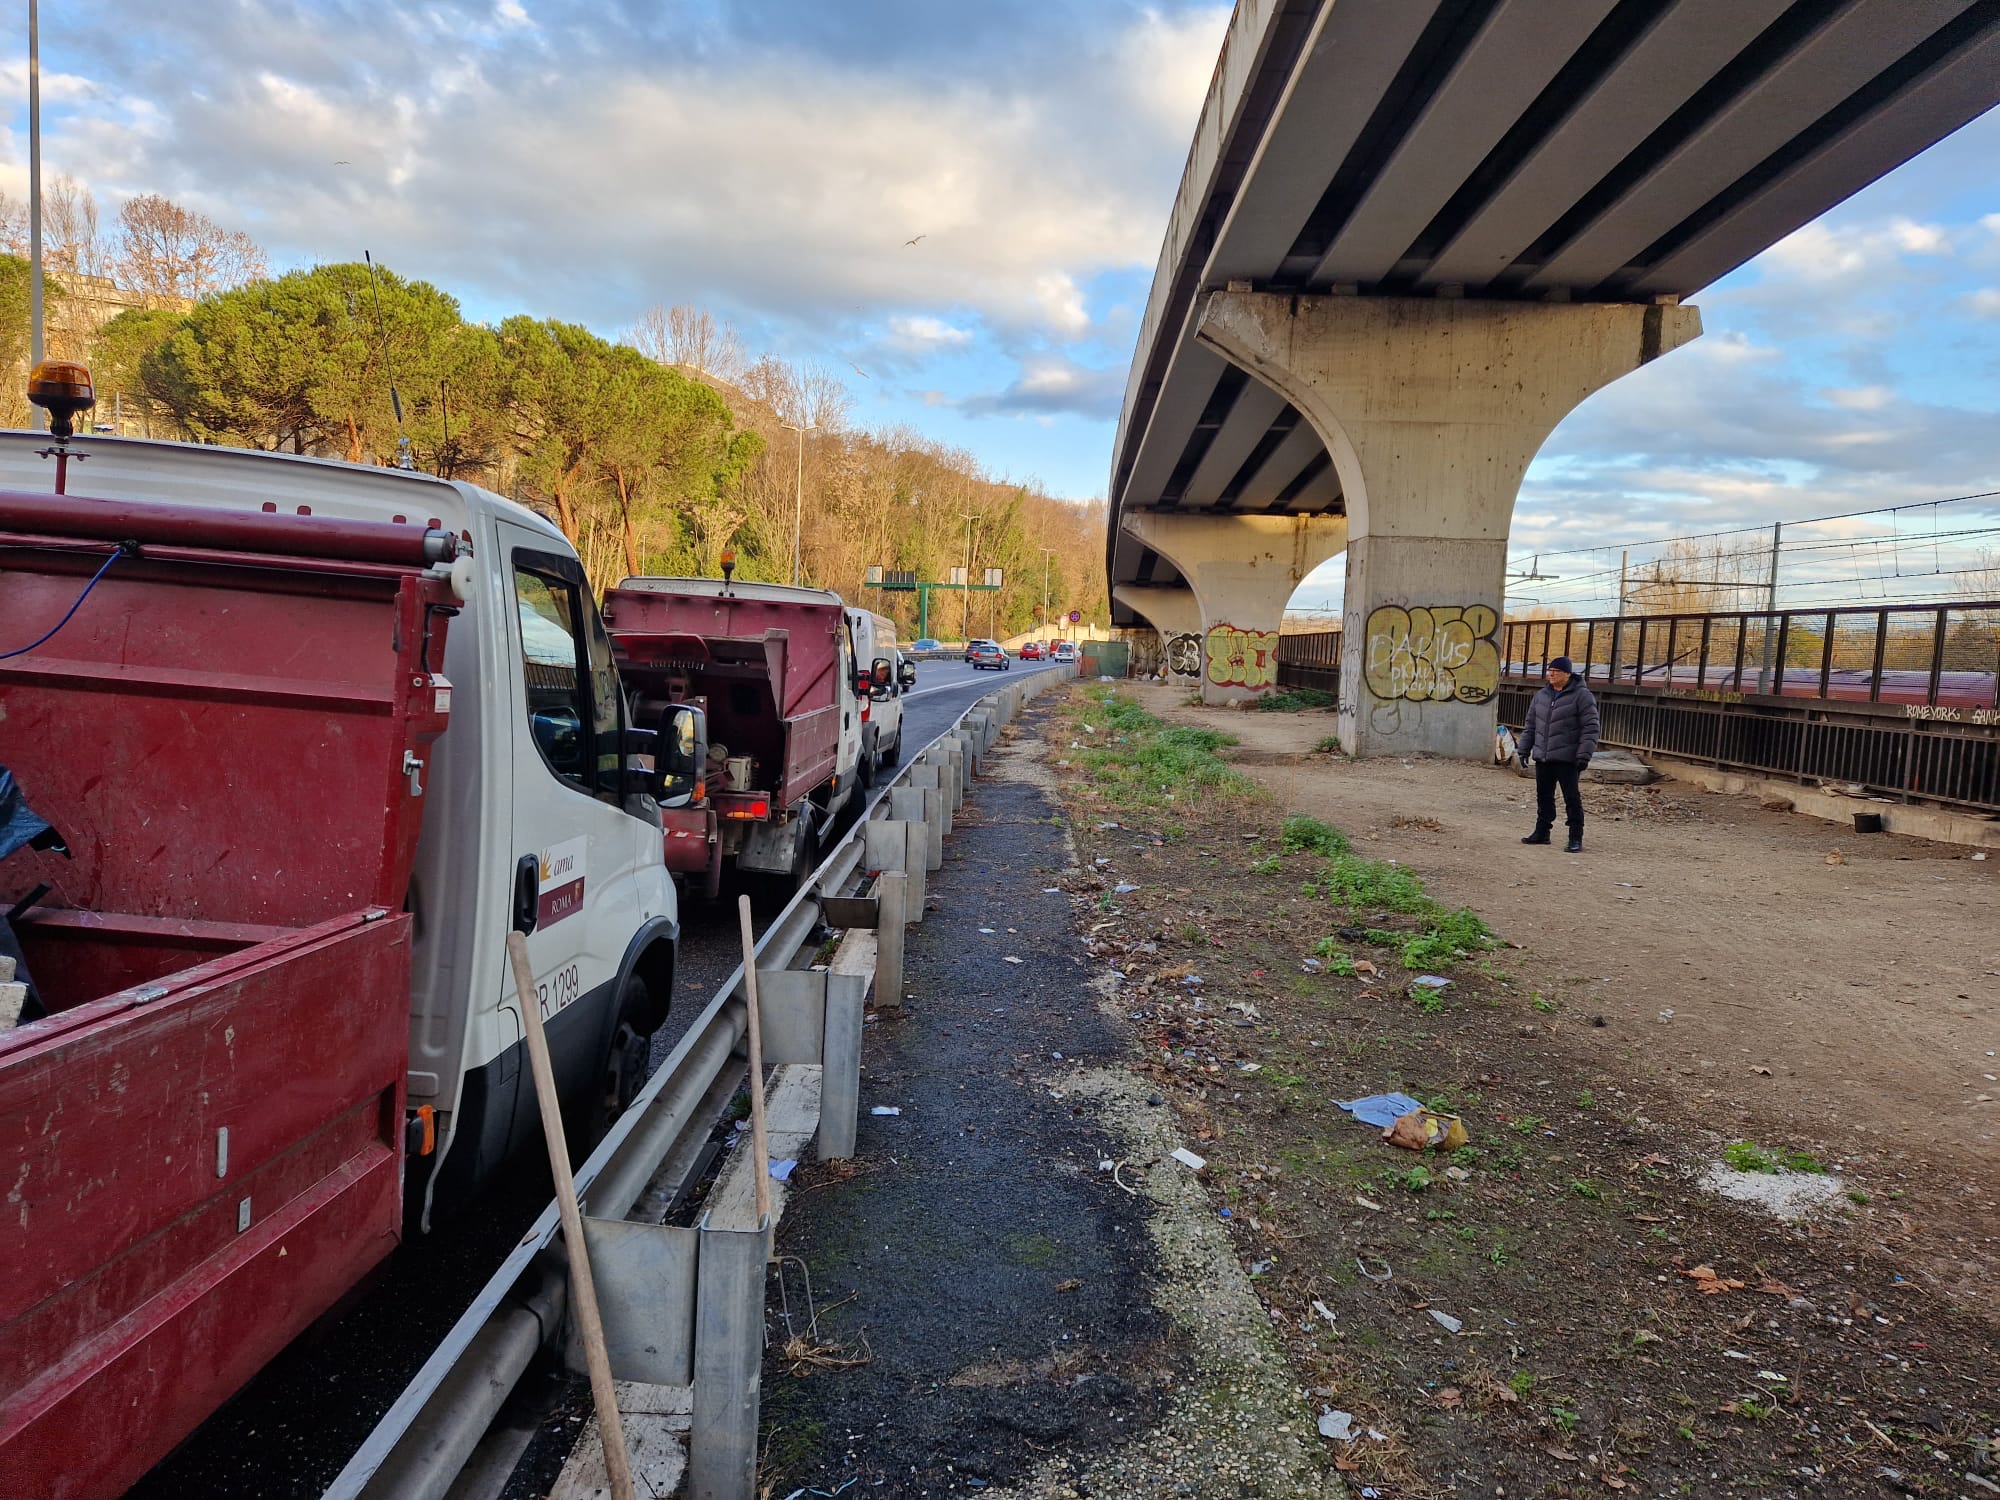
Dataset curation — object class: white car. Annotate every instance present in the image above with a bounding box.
[846,606,915,785]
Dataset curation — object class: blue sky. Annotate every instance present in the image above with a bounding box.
[3,1,1997,612]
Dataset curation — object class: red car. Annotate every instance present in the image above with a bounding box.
[1019,641,1046,660]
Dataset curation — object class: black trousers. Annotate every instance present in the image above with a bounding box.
[1533,758,1585,836]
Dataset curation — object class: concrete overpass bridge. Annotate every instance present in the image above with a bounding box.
[1108,0,2000,755]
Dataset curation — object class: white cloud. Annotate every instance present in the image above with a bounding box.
[496,1,532,25]
[886,315,972,352]
[961,353,1126,419]
[1761,216,1952,284]
[1823,385,1894,410]
[1965,288,2000,318]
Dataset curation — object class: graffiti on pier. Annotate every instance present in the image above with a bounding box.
[1164,631,1204,679]
[1205,624,1279,690]
[1363,604,1501,705]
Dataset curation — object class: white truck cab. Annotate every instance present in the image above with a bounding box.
[845,607,917,786]
[0,433,679,1221]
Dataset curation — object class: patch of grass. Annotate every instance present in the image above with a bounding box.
[1003,1230,1061,1268]
[1570,1179,1601,1200]
[1253,687,1339,712]
[1508,1370,1537,1398]
[1281,814,1350,857]
[1415,986,1445,1015]
[1250,853,1283,875]
[1398,908,1496,970]
[1313,735,1341,753]
[1723,1140,1825,1175]
[1394,1166,1433,1193]
[1065,688,1255,809]
[1575,1089,1597,1110]
[1531,992,1557,1013]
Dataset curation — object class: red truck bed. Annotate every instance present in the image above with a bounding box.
[602,581,846,880]
[0,489,454,1498]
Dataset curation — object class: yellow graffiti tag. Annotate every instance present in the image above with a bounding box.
[1362,604,1500,704]
[1204,624,1280,690]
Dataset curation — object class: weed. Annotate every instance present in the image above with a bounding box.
[1571,1179,1601,1200]
[1509,1115,1544,1135]
[1253,687,1339,712]
[1395,1166,1432,1193]
[1415,986,1445,1014]
[1068,689,1254,809]
[1423,1208,1456,1222]
[1508,1371,1536,1398]
[1281,814,1350,857]
[1313,735,1341,753]
[1531,992,1557,1013]
[1488,1244,1510,1268]
[1575,1089,1597,1110]
[1398,908,1497,969]
[1178,922,1207,945]
[1737,1398,1774,1421]
[1551,1404,1580,1433]
[1723,1140,1825,1175]
[1250,853,1282,875]
[1847,1189,1870,1206]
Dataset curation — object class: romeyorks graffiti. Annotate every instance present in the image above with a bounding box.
[1363,604,1501,704]
[1205,624,1279,690]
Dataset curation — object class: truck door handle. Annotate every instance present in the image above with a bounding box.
[512,854,540,935]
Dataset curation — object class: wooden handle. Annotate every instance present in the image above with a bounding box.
[736,895,773,1227]
[507,932,636,1500]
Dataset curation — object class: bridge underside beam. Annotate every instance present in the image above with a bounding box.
[1118,510,1346,703]
[1198,292,1700,757]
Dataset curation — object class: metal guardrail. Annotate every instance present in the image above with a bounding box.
[1274,630,1341,695]
[324,666,1073,1500]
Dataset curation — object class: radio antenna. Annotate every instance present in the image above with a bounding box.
[364,250,414,470]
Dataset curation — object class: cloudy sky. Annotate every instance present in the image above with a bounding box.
[4,2,1998,612]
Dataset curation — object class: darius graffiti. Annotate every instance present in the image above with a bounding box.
[1164,631,1204,678]
[1205,624,1280,690]
[1363,604,1501,705]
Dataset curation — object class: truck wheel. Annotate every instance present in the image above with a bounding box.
[859,737,879,789]
[882,727,902,767]
[595,976,652,1141]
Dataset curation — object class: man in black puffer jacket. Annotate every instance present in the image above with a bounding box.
[1515,656,1600,853]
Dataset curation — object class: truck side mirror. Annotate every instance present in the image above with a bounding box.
[897,659,917,689]
[870,657,893,693]
[655,703,707,808]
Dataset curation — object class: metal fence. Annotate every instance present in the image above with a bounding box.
[1275,630,1341,694]
[326,667,1074,1500]
[1500,602,2000,711]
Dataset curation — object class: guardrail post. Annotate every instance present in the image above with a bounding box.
[864,818,922,925]
[889,787,943,873]
[875,870,906,1013]
[819,967,865,1159]
[689,1219,767,1500]
[926,741,966,808]
[907,762,950,833]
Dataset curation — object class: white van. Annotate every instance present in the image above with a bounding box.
[846,607,917,786]
[0,433,680,1224]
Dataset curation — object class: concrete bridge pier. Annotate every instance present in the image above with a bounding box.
[1117,511,1347,703]
[1196,292,1701,757]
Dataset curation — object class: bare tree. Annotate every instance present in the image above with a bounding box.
[627,303,746,382]
[739,355,853,432]
[116,193,267,300]
[0,174,108,277]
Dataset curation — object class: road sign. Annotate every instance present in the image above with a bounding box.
[1068,610,1081,624]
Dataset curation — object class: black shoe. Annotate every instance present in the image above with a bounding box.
[1521,831,1550,845]
[1565,836,1583,853]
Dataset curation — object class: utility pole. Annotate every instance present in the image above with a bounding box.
[1616,550,1628,617]
[1040,547,1054,640]
[961,513,978,645]
[1756,521,1782,693]
[27,0,46,429]
[781,421,816,586]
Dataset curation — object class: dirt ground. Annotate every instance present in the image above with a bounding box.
[1142,686,2000,1312]
[1035,682,1999,1498]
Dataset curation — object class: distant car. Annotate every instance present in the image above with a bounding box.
[1052,641,1078,663]
[911,638,942,656]
[964,637,997,663]
[968,641,1011,671]
[1019,641,1046,660]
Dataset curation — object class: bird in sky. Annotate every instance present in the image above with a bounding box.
[904,234,926,247]
[851,364,871,380]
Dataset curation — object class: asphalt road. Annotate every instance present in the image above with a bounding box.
[128,658,1064,1500]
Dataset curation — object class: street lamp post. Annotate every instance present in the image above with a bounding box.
[781,421,816,586]
[27,0,45,429]
[1039,548,1055,642]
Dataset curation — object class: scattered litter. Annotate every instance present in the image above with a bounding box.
[1337,1092,1424,1128]
[1429,1310,1464,1334]
[1002,956,1024,964]
[1300,958,1323,973]
[1055,1279,1081,1293]
[1411,974,1452,991]
[1351,958,1380,977]
[1355,1255,1394,1283]
[1238,1062,1262,1073]
[1095,821,1120,830]
[869,1106,902,1116]
[1227,1001,1263,1022]
[1974,851,1989,862]
[1042,887,1062,893]
[1317,1409,1357,1442]
[1681,1265,1748,1295]
[1113,883,1140,894]
[1354,1195,1383,1212]
[768,1159,798,1182]
[1658,1008,1676,1022]
[1751,1065,1772,1076]
[1312,1299,1338,1326]
[1825,848,1846,865]
[1169,1147,1208,1171]
[1384,1108,1470,1152]
[1755,1370,1788,1382]
[1444,1165,1470,1183]
[978,926,996,933]
[1722,1349,1753,1361]
[1249,1258,1274,1276]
